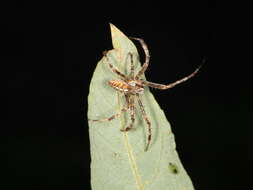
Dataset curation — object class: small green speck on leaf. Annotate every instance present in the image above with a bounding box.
[169,162,179,174]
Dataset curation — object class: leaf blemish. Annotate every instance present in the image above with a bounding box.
[112,152,120,159]
[168,162,179,174]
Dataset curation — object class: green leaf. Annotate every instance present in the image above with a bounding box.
[88,23,195,190]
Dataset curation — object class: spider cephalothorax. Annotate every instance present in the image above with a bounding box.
[89,37,201,151]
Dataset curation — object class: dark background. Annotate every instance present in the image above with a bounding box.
[5,1,252,190]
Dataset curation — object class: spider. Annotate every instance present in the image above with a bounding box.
[89,37,201,151]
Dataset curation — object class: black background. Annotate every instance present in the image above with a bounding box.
[5,1,252,190]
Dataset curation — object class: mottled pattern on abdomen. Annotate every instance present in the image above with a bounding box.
[109,80,130,92]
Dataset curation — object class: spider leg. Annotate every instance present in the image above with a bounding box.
[89,105,129,122]
[136,94,151,152]
[103,51,127,79]
[121,95,135,132]
[129,53,135,79]
[130,37,150,79]
[142,65,201,90]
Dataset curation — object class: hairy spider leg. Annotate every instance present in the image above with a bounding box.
[89,94,131,123]
[136,94,152,151]
[142,65,202,90]
[129,53,135,79]
[103,52,127,79]
[89,104,129,122]
[121,95,135,132]
[130,37,150,79]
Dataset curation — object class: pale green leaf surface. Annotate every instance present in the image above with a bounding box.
[88,24,195,190]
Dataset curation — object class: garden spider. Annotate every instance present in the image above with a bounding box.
[89,37,201,151]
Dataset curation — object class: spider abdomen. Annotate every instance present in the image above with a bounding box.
[109,80,144,94]
[109,80,130,92]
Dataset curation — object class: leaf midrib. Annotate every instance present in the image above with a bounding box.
[117,93,145,190]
